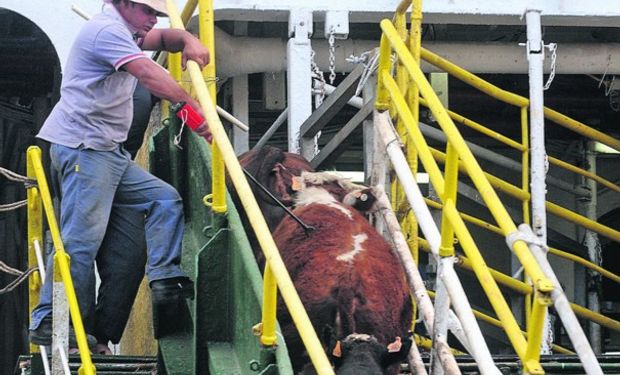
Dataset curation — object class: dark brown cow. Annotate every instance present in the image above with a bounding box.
[272,183,412,374]
[233,146,314,232]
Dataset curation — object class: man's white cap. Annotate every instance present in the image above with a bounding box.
[104,0,169,17]
[132,0,169,16]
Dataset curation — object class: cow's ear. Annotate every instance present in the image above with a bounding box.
[380,336,412,367]
[291,176,304,191]
[332,340,342,358]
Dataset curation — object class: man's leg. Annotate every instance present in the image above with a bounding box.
[30,145,128,340]
[94,206,147,347]
[114,158,192,337]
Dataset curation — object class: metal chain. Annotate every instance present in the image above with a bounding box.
[544,312,555,354]
[310,49,327,103]
[543,43,557,91]
[328,30,337,85]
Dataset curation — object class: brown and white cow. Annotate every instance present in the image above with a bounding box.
[272,179,412,374]
[231,147,411,373]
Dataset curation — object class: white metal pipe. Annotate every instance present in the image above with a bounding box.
[520,224,603,375]
[431,267,450,375]
[253,109,289,150]
[584,141,601,353]
[214,28,620,77]
[33,240,46,280]
[232,75,250,154]
[40,344,51,375]
[376,110,501,375]
[33,240,52,375]
[287,9,314,156]
[56,344,71,375]
[374,189,460,375]
[525,9,553,354]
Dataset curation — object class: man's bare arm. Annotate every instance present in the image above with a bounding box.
[142,29,209,69]
[122,58,212,140]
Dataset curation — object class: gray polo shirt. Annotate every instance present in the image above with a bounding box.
[37,5,148,150]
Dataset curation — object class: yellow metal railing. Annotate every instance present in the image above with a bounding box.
[424,238,620,333]
[27,152,43,354]
[377,12,553,373]
[165,1,334,372]
[428,146,620,244]
[423,198,620,285]
[425,290,574,355]
[26,146,95,375]
[420,47,620,153]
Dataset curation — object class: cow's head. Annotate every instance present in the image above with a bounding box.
[329,334,412,375]
[291,172,379,213]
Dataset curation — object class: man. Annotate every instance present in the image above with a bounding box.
[29,0,210,347]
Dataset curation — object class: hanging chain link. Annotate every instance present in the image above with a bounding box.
[328,29,337,85]
[543,43,557,91]
[310,49,327,104]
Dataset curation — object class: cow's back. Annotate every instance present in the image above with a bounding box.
[273,202,411,371]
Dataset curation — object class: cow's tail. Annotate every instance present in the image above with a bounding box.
[333,285,361,338]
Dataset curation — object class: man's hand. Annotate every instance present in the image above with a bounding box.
[187,98,212,143]
[181,36,210,70]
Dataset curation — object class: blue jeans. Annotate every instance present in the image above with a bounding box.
[30,144,186,330]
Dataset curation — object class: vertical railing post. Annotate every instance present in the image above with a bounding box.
[431,142,459,375]
[519,106,532,327]
[260,264,278,347]
[198,0,226,213]
[584,141,601,353]
[27,152,43,355]
[287,8,314,160]
[525,8,553,354]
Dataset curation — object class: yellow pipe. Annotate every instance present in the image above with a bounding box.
[439,145,458,257]
[27,147,95,375]
[407,1,423,331]
[419,97,526,151]
[548,156,620,193]
[442,200,530,360]
[548,247,620,284]
[414,334,466,356]
[196,0,226,213]
[260,264,278,346]
[421,97,618,193]
[429,146,620,244]
[165,3,334,373]
[418,238,620,332]
[26,150,43,354]
[520,106,530,225]
[376,33,393,111]
[424,198,620,284]
[570,303,620,332]
[524,292,550,375]
[426,290,574,355]
[382,73,445,195]
[419,47,620,153]
[547,202,620,242]
[381,20,552,292]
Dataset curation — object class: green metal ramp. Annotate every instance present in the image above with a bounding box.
[151,123,294,375]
